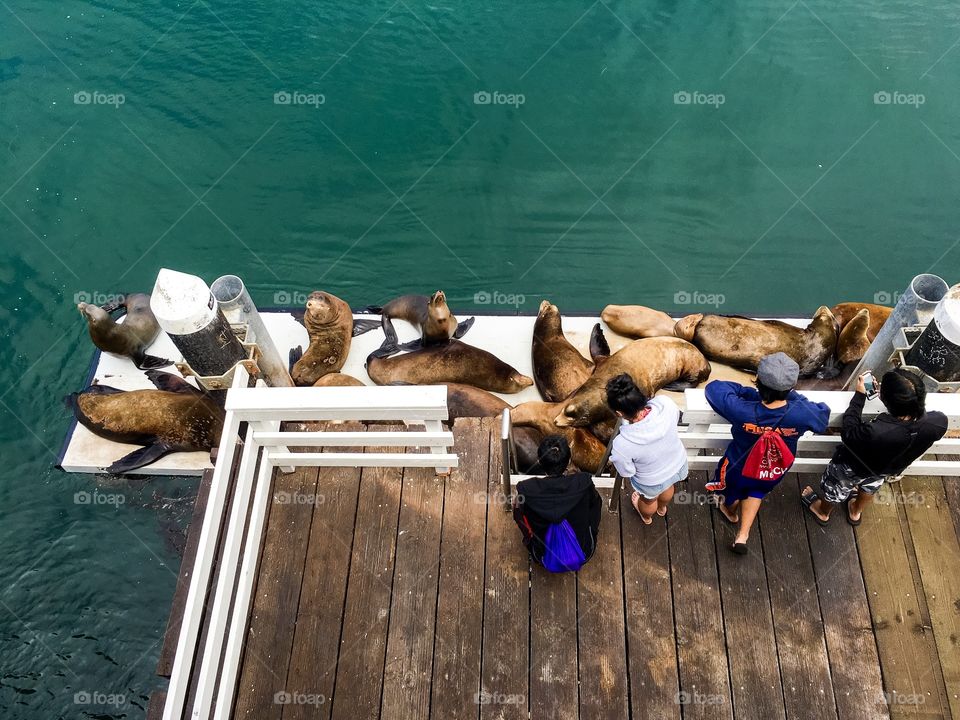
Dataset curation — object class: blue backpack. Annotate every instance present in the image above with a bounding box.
[541,519,588,573]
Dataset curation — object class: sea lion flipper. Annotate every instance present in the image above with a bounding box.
[289,346,303,373]
[662,379,698,392]
[452,317,475,339]
[135,353,174,370]
[352,318,381,337]
[145,370,201,395]
[358,304,383,314]
[589,323,611,363]
[107,442,175,474]
[398,338,423,352]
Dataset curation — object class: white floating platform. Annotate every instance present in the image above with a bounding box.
[59,310,775,476]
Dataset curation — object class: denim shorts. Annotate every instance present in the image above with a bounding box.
[631,459,689,500]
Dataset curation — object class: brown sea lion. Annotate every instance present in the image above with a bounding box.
[673,306,838,376]
[64,371,224,473]
[532,300,595,402]
[312,373,365,387]
[291,291,380,386]
[601,304,677,338]
[366,340,533,394]
[510,401,607,473]
[835,308,873,365]
[831,302,891,340]
[556,337,712,428]
[371,290,475,357]
[78,293,172,369]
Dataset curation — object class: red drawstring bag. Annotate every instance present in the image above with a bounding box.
[742,424,795,481]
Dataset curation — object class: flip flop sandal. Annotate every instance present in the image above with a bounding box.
[731,542,749,555]
[845,497,862,527]
[801,489,830,527]
[631,492,653,525]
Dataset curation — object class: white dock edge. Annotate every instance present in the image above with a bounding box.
[163,381,457,720]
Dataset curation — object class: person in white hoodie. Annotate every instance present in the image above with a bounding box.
[606,373,688,524]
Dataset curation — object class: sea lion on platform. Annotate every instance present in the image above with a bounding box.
[831,302,891,341]
[835,308,872,365]
[532,300,595,402]
[64,371,224,473]
[601,304,677,339]
[366,340,533,394]
[312,373,365,387]
[556,337,712,428]
[370,291,475,358]
[673,306,838,376]
[510,401,607,473]
[78,293,172,369]
[291,291,378,386]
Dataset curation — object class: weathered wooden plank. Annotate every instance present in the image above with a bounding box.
[157,469,214,677]
[380,462,445,720]
[800,474,889,720]
[621,487,680,720]
[714,494,786,720]
[430,418,490,719]
[480,422,529,720]
[577,490,628,720]
[529,564,578,720]
[146,690,166,720]
[669,475,733,720]
[857,481,948,718]
[902,474,960,719]
[283,423,364,720]
[330,432,405,720]
[762,476,837,720]
[232,463,320,718]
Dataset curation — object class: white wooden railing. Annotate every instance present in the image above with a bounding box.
[163,368,456,720]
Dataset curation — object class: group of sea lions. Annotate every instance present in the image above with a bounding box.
[66,287,892,474]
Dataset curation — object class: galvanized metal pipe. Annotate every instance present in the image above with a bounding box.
[906,283,960,383]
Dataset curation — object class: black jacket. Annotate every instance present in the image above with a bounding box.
[513,472,602,567]
[833,391,948,478]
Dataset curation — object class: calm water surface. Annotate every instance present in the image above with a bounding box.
[2,0,960,716]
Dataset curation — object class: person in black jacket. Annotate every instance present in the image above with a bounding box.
[801,369,947,525]
[513,436,602,571]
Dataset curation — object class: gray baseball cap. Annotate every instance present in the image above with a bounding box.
[757,352,799,391]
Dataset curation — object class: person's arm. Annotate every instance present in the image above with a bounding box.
[839,391,872,449]
[704,380,748,420]
[609,436,636,479]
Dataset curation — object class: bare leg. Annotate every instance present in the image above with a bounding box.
[718,498,740,524]
[656,485,675,516]
[801,485,833,521]
[734,497,762,545]
[848,491,874,522]
[632,492,657,525]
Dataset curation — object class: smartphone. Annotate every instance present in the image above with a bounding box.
[862,371,879,400]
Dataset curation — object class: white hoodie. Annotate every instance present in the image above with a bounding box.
[610,396,686,487]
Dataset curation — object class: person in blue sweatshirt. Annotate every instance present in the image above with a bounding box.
[705,352,830,554]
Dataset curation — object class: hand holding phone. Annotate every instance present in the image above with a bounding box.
[860,371,879,400]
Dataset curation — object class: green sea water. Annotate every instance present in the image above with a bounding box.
[2,0,960,716]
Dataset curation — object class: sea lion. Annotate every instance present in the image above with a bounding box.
[831,302,891,341]
[311,373,365,387]
[556,337,712,428]
[366,340,533,394]
[673,306,838,376]
[601,304,677,338]
[291,291,379,386]
[370,291,475,357]
[78,293,172,369]
[510,400,607,473]
[64,371,225,473]
[532,300,594,402]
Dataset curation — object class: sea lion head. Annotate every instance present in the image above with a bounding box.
[428,290,452,322]
[536,300,561,333]
[809,305,839,338]
[836,308,871,365]
[78,302,110,327]
[304,291,337,322]
[554,398,603,428]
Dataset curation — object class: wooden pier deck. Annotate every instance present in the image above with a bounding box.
[151,418,960,719]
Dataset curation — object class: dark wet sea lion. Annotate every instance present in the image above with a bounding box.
[556,337,712,428]
[79,293,172,369]
[292,291,377,386]
[601,304,677,338]
[64,371,224,473]
[372,290,475,357]
[532,300,594,402]
[836,308,872,365]
[366,340,533,394]
[831,302,891,342]
[312,373,365,387]
[510,401,607,473]
[673,306,838,376]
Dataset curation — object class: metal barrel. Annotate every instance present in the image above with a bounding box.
[905,283,960,383]
[150,268,247,377]
[844,273,948,387]
[211,275,294,387]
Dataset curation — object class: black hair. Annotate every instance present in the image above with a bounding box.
[756,379,791,405]
[606,373,649,418]
[880,369,926,419]
[537,435,571,476]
